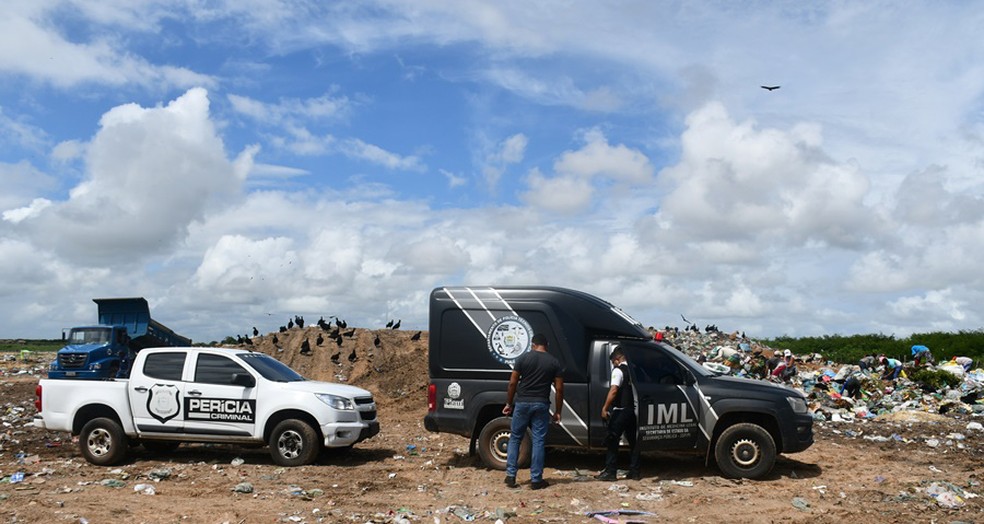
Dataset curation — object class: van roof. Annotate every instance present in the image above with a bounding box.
[431,286,651,340]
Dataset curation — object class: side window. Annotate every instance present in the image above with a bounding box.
[630,349,685,386]
[143,352,187,381]
[195,354,248,385]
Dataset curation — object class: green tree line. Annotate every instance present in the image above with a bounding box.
[760,330,984,365]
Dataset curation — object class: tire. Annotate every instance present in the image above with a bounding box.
[142,441,181,454]
[476,416,530,471]
[714,422,777,479]
[79,417,129,466]
[269,419,319,467]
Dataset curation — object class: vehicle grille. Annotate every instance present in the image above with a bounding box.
[58,353,88,369]
[355,396,376,421]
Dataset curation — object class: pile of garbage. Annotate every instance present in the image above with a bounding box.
[660,328,984,420]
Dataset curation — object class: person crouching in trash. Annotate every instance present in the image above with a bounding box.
[878,355,903,381]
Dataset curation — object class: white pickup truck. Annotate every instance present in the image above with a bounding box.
[34,346,379,466]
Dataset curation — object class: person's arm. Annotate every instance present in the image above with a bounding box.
[552,376,564,423]
[502,370,520,415]
[601,384,618,420]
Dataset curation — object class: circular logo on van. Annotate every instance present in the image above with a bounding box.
[447,382,461,399]
[486,315,533,364]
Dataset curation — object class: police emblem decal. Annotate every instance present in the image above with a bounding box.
[486,315,533,364]
[147,384,181,423]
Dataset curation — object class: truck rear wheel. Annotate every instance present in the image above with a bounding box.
[714,422,776,479]
[269,420,319,467]
[79,417,129,466]
[477,416,530,471]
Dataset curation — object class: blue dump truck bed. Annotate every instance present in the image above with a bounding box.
[48,297,190,379]
[95,298,191,349]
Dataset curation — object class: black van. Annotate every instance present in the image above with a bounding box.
[423,286,814,479]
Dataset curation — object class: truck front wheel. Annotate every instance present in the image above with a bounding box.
[477,417,530,470]
[269,420,319,467]
[714,422,776,479]
[79,417,129,466]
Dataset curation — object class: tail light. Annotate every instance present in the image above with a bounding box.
[35,384,42,412]
[427,383,436,412]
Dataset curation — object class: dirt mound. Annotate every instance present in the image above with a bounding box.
[245,326,429,409]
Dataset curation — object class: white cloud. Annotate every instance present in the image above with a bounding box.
[0,2,213,89]
[227,91,351,126]
[520,129,652,214]
[657,102,879,248]
[9,88,246,264]
[482,133,527,188]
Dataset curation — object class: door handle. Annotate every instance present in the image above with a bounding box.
[188,390,202,396]
[134,386,148,393]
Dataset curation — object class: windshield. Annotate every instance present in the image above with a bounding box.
[68,328,111,345]
[658,342,715,378]
[239,353,306,382]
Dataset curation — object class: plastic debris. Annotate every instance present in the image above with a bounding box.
[925,481,966,508]
[133,483,156,495]
[791,497,810,510]
[100,479,126,488]
[232,482,253,493]
[231,457,245,466]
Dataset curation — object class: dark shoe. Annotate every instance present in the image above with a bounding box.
[530,479,550,490]
[504,475,518,488]
[628,471,642,481]
[594,472,617,481]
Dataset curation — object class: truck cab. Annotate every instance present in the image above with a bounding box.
[423,286,813,479]
[48,325,132,379]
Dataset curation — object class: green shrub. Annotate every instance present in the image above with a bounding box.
[907,368,963,390]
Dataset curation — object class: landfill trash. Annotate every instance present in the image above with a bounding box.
[133,483,156,495]
[968,422,984,431]
[9,472,24,484]
[668,480,694,487]
[607,483,629,493]
[232,482,253,493]
[791,497,810,510]
[635,491,663,501]
[585,509,658,523]
[449,505,476,521]
[100,479,126,488]
[231,457,245,466]
[925,481,966,508]
[147,468,172,481]
[925,438,940,448]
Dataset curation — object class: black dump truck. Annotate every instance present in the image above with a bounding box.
[423,286,814,479]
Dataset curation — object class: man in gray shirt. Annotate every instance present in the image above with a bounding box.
[502,333,564,490]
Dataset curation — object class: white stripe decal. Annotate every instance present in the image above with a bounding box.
[444,286,587,444]
[442,287,485,336]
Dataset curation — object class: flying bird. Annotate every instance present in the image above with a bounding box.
[760,85,780,91]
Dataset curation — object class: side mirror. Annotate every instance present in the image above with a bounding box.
[232,373,256,388]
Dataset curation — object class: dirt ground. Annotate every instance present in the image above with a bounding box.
[1,327,981,523]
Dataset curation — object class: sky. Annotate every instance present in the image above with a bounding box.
[2,1,984,343]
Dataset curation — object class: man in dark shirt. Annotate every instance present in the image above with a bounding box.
[503,333,564,490]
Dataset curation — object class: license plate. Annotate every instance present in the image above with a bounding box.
[66,371,76,376]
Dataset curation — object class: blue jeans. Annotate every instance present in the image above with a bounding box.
[505,401,550,482]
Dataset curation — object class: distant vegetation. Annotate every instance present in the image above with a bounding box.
[760,330,984,364]
[3,330,984,366]
[0,339,64,353]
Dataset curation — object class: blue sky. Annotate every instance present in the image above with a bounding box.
[2,1,984,343]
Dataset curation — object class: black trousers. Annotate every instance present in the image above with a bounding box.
[603,408,641,475]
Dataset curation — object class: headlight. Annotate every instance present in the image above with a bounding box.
[315,393,354,410]
[786,396,808,414]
